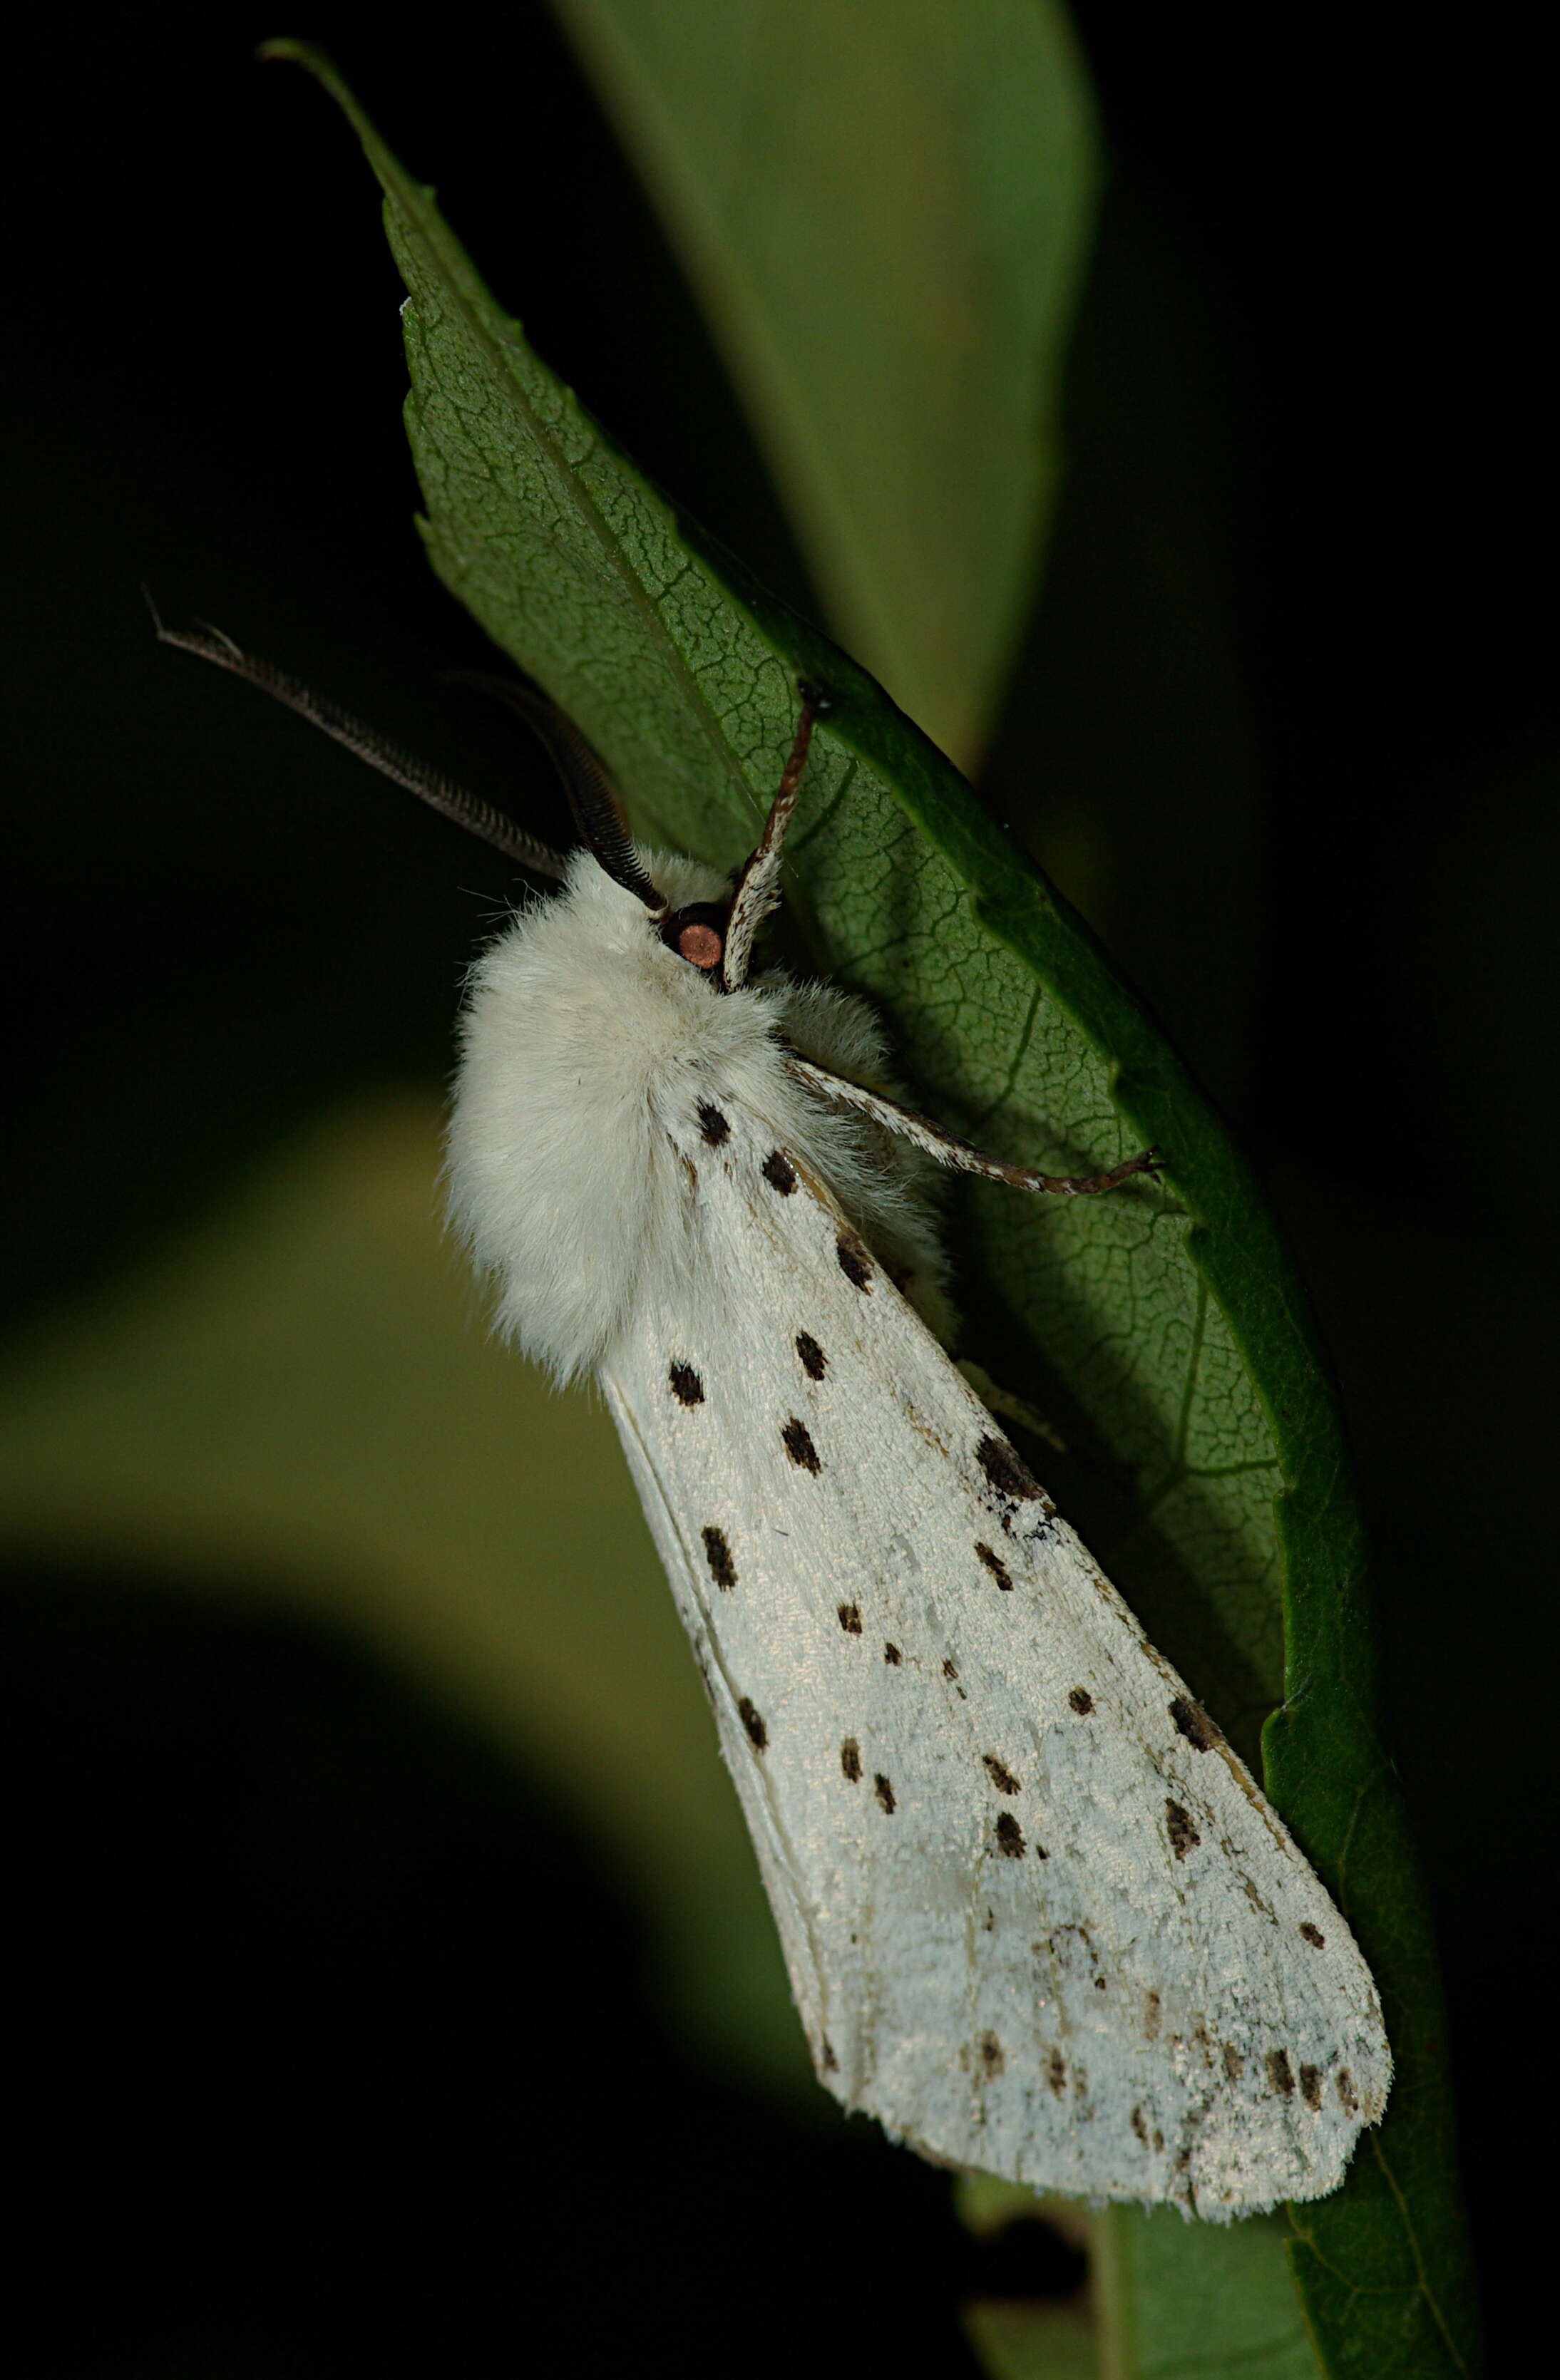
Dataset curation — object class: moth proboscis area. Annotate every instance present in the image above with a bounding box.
[155,612,1391,2219]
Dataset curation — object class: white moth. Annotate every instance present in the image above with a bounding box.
[157,621,1392,2218]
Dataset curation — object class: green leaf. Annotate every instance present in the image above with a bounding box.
[1096,2208,1328,2380]
[262,43,1479,2377]
[965,2301,1099,2380]
[548,0,1100,772]
[0,1098,806,2083]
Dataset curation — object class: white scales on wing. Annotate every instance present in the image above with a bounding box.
[603,1092,1388,2219]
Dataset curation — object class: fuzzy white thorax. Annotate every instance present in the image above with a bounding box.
[446,848,950,1382]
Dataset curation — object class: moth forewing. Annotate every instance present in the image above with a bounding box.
[599,1091,1389,2220]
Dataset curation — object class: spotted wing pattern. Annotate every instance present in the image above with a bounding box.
[602,1088,1390,2216]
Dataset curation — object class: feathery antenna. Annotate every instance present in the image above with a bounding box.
[148,597,570,880]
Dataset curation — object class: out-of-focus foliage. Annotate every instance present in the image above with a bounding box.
[553,0,1099,772]
[0,1099,800,2074]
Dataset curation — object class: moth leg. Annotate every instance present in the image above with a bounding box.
[784,1052,1161,1197]
[721,692,824,992]
[957,1359,1069,1456]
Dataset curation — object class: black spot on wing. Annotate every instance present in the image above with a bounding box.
[762,1148,796,1194]
[840,1738,862,1782]
[821,2037,838,2074]
[1299,1921,1325,1948]
[838,1602,861,1634]
[982,1755,1021,1794]
[995,1811,1025,1858]
[738,1697,767,1751]
[1068,1688,1094,1716]
[875,1773,896,1814]
[974,1541,1013,1590]
[795,1332,827,1379]
[1170,1694,1222,1751]
[836,1231,873,1292]
[781,1416,821,1473]
[978,2033,1005,2078]
[883,1642,901,1665]
[976,1433,1042,1501]
[1166,1800,1201,1860]
[697,1101,730,1146]
[1300,2064,1323,2111]
[1266,2048,1295,2098]
[668,1360,704,1406]
[1337,2069,1360,2116]
[702,1525,737,1590]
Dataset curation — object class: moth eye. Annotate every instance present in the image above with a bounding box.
[677,922,722,969]
[660,901,728,972]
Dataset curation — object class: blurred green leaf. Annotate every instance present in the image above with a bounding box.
[1096,2208,1330,2380]
[957,2178,1097,2378]
[956,2179,1325,2380]
[0,1099,805,2083]
[961,2196,1330,2380]
[548,0,1099,772]
[965,2302,1098,2380]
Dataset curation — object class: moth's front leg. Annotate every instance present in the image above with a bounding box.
[784,1051,1161,1197]
[721,691,827,994]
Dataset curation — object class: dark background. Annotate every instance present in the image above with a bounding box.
[5,6,1551,2369]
